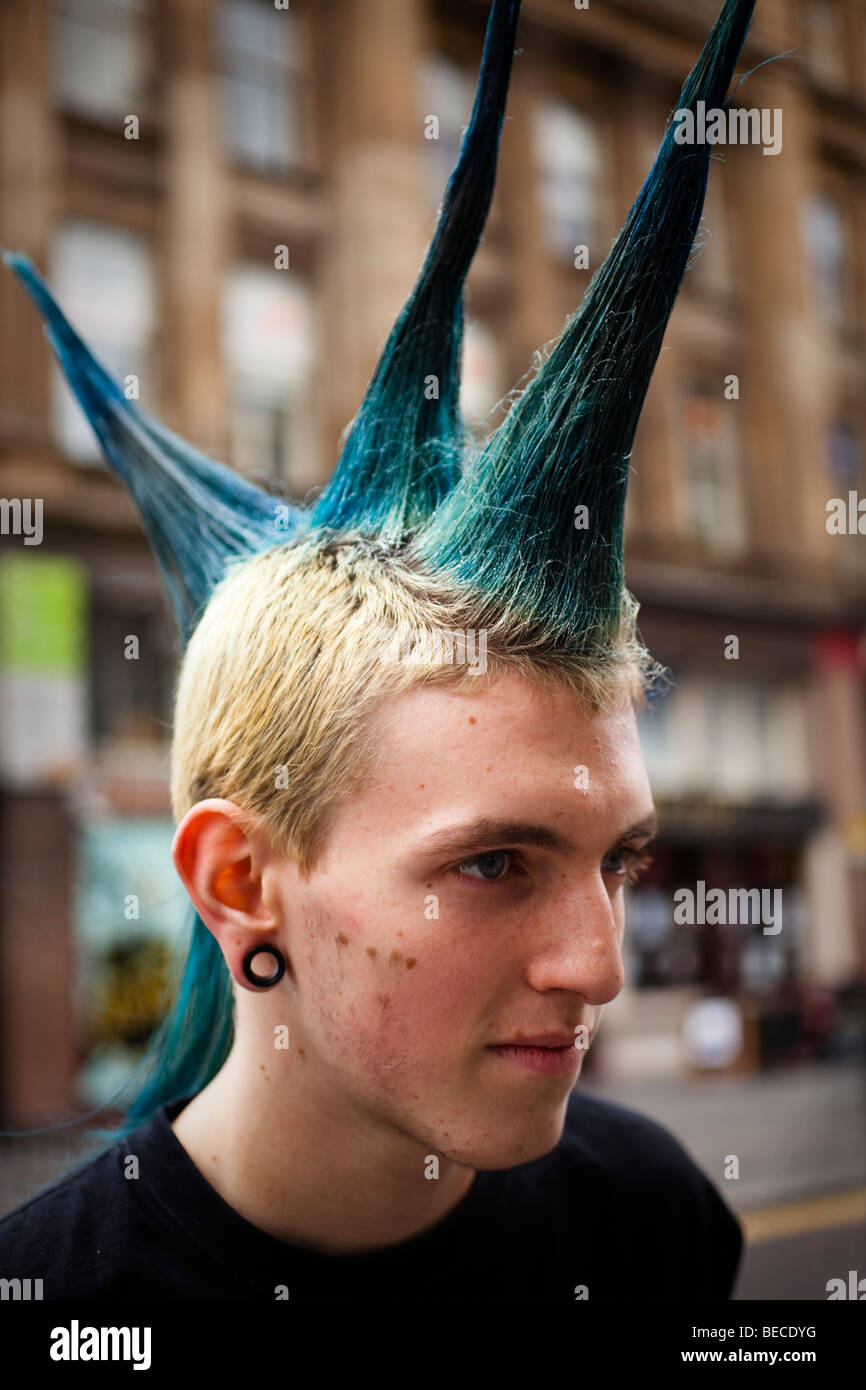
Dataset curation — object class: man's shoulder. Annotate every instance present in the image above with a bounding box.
[0,1141,123,1250]
[0,1131,149,1297]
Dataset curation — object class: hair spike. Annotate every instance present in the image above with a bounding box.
[0,247,306,643]
[309,0,522,535]
[412,0,756,650]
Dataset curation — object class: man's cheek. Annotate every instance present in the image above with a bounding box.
[371,957,483,1069]
[346,968,473,1084]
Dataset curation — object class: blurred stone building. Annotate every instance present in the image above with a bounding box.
[0,0,864,1123]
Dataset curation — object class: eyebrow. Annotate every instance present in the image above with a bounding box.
[416,811,658,860]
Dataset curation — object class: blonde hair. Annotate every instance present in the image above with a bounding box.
[170,532,659,877]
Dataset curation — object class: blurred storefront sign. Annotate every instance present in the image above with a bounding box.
[0,554,88,788]
[653,795,826,847]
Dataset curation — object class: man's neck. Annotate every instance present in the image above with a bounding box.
[169,1045,477,1255]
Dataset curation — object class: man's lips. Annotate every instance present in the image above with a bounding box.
[489,1032,579,1049]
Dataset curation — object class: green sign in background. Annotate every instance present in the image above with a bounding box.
[0,553,87,674]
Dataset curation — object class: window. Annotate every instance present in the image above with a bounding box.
[679,387,744,551]
[460,319,505,437]
[689,164,733,296]
[636,687,675,794]
[828,421,866,575]
[50,222,156,466]
[829,421,863,490]
[532,100,602,263]
[640,676,713,800]
[801,0,844,85]
[706,680,813,802]
[639,676,812,803]
[52,0,150,122]
[217,0,310,173]
[802,191,846,327]
[90,597,175,745]
[222,262,314,490]
[420,55,477,217]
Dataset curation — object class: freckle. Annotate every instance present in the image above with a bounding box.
[468,716,476,725]
[397,929,403,937]
[485,765,491,772]
[366,946,377,959]
[336,932,349,946]
[379,995,391,1009]
[405,957,417,969]
[260,1064,265,1070]
[298,1048,305,1056]
[390,949,402,963]
[514,1029,524,1039]
[418,783,424,789]
[211,1154,217,1162]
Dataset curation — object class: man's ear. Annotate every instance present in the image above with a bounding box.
[172,799,286,990]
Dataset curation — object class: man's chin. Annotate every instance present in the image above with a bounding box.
[435,1097,571,1172]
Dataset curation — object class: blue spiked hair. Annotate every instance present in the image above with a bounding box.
[2,0,757,1139]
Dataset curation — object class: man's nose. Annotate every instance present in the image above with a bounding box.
[523,876,625,1004]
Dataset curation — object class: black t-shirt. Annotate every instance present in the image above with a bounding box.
[0,1090,743,1301]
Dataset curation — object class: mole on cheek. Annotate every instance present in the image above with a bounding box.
[366,946,377,959]
[468,716,477,725]
[335,932,349,946]
[405,958,417,969]
[390,949,403,964]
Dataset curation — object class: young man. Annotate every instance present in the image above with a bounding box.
[0,0,756,1299]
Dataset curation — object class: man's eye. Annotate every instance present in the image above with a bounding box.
[452,850,513,882]
[602,847,628,874]
[602,845,654,884]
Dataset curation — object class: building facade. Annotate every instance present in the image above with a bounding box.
[0,0,864,1122]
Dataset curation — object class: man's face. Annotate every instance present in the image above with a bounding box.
[262,669,656,1170]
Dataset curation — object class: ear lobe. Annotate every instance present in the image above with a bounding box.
[236,944,288,991]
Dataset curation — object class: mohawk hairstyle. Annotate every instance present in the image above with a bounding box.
[1,0,757,1137]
